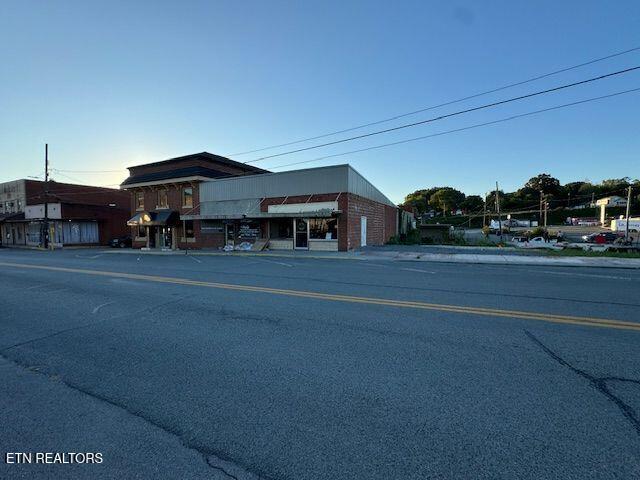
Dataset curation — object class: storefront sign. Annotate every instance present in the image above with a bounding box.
[239,222,260,238]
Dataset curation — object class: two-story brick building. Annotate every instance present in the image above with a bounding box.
[121,152,398,251]
[0,179,130,247]
[120,152,267,249]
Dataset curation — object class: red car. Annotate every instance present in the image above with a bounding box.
[582,232,622,244]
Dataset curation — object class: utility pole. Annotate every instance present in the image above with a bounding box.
[544,196,548,229]
[495,182,502,241]
[43,144,49,249]
[625,185,632,241]
[539,190,544,226]
[483,192,488,227]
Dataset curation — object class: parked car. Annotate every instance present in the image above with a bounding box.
[109,235,132,248]
[512,236,562,249]
[510,236,529,244]
[581,232,621,244]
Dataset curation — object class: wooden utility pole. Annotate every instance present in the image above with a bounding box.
[495,182,502,240]
[625,185,632,240]
[482,192,488,227]
[539,190,544,226]
[43,144,49,249]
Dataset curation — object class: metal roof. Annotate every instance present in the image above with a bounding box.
[199,164,395,207]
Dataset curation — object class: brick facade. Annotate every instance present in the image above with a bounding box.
[344,193,398,250]
[122,154,398,252]
[128,182,202,249]
[1,179,130,247]
[124,153,260,250]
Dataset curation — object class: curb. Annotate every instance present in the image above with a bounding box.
[95,249,640,269]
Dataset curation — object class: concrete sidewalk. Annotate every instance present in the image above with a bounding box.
[96,247,640,269]
[384,251,640,269]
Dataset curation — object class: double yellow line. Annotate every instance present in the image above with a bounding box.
[2,261,638,332]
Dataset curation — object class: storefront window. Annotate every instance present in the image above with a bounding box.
[238,221,260,239]
[184,220,195,238]
[309,218,338,240]
[201,220,223,233]
[270,219,292,239]
[182,187,193,208]
[135,191,144,210]
[157,189,168,209]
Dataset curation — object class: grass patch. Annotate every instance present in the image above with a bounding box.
[544,248,640,259]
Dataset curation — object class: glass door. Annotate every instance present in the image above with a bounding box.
[295,218,308,249]
[225,223,236,246]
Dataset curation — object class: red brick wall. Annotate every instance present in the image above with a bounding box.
[260,193,349,250]
[25,180,130,209]
[129,189,397,251]
[345,194,397,250]
[129,182,204,249]
[129,182,200,216]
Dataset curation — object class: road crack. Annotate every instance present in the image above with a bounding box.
[524,330,640,437]
[0,351,276,479]
[0,294,194,353]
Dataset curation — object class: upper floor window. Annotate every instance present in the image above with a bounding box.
[135,191,144,210]
[157,189,168,209]
[182,187,193,208]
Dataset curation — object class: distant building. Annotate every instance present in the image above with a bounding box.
[121,152,398,251]
[595,195,628,208]
[596,195,628,225]
[0,179,129,247]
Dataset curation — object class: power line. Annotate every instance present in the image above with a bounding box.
[263,86,640,171]
[244,66,640,164]
[231,46,640,156]
[54,168,125,173]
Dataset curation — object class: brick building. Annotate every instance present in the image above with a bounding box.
[0,179,130,247]
[120,152,267,249]
[122,153,398,252]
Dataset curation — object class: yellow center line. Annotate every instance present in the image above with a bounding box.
[2,261,638,332]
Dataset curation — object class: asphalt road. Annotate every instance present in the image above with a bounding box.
[1,249,639,479]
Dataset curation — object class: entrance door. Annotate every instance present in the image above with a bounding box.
[360,216,367,247]
[160,227,173,249]
[225,223,236,246]
[295,218,308,249]
[148,227,157,248]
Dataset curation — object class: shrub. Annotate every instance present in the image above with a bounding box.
[528,227,545,238]
[386,228,421,245]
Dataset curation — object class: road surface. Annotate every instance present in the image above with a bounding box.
[1,249,639,479]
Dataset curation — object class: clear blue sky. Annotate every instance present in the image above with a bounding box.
[1,0,639,203]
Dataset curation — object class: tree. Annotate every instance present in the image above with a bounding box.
[460,195,484,213]
[485,190,505,213]
[598,178,631,196]
[562,181,588,207]
[524,173,562,194]
[429,188,465,215]
[402,188,441,214]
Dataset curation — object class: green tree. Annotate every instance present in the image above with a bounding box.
[402,188,441,214]
[524,173,562,196]
[429,188,465,215]
[598,178,631,196]
[460,195,484,213]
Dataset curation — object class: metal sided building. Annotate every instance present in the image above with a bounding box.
[183,164,398,252]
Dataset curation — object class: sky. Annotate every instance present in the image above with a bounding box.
[1,0,639,204]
